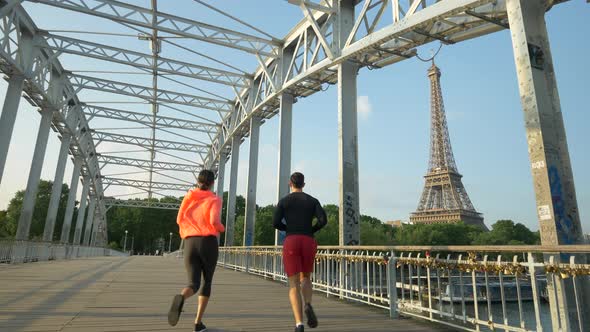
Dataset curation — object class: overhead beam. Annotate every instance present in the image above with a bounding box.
[41,33,252,88]
[98,154,201,173]
[104,198,180,210]
[31,0,280,57]
[102,177,192,192]
[92,130,210,153]
[82,104,220,133]
[68,74,233,113]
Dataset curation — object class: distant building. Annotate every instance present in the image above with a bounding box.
[385,220,405,228]
[584,233,590,244]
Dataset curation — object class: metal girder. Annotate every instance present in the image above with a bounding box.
[97,154,201,173]
[82,104,219,133]
[30,0,281,57]
[92,131,210,154]
[40,33,252,88]
[69,74,233,113]
[104,198,180,210]
[0,5,107,221]
[209,0,508,166]
[102,177,192,192]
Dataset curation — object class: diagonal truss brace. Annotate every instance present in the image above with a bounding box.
[102,177,193,192]
[40,33,252,88]
[82,104,220,134]
[30,0,281,57]
[92,131,210,154]
[69,74,233,113]
[97,154,201,173]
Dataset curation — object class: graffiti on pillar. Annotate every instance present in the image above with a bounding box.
[548,166,575,244]
[344,192,359,245]
[245,226,253,246]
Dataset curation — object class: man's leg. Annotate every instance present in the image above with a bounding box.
[300,272,313,304]
[288,274,303,325]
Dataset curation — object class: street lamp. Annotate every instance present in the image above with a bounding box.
[123,230,128,252]
[168,232,173,253]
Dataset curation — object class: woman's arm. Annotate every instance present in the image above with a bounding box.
[209,198,225,232]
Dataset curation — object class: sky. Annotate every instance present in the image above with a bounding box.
[0,0,588,234]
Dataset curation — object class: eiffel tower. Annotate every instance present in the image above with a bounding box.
[410,62,486,229]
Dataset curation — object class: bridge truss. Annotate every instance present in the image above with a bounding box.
[1,0,588,329]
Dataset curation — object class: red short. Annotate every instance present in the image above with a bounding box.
[282,235,317,277]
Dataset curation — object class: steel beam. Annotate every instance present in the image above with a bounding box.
[43,133,71,241]
[15,108,53,240]
[69,74,232,113]
[104,198,180,210]
[224,137,240,246]
[97,154,201,173]
[72,177,89,244]
[102,177,193,192]
[0,75,25,186]
[93,131,210,154]
[60,157,82,243]
[83,104,219,133]
[337,1,360,246]
[216,153,227,199]
[275,93,293,245]
[83,198,96,245]
[506,0,588,330]
[32,0,280,57]
[41,33,251,88]
[244,117,260,246]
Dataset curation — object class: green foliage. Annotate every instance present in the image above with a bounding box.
[394,222,483,245]
[473,219,540,245]
[1,180,70,240]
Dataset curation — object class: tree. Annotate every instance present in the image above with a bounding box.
[473,220,539,245]
[2,181,70,240]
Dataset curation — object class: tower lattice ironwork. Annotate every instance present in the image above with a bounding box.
[410,62,485,229]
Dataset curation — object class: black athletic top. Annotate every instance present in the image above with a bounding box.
[272,192,328,237]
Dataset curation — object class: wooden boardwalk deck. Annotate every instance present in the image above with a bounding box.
[0,256,453,332]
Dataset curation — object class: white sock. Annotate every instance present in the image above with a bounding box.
[296,322,304,327]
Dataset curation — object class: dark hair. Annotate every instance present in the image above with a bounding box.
[290,172,305,189]
[197,170,215,190]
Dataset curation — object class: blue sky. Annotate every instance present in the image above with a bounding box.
[0,1,588,233]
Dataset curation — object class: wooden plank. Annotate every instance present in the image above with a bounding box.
[0,257,452,331]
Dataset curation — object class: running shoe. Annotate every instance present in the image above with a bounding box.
[194,322,207,331]
[304,303,318,328]
[167,294,184,326]
[294,324,304,332]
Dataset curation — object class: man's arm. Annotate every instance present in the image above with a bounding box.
[312,199,327,233]
[273,200,287,231]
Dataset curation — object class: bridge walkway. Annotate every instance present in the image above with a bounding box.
[0,256,453,331]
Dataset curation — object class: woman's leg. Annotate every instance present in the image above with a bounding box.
[195,236,219,324]
[184,237,203,298]
[300,272,313,304]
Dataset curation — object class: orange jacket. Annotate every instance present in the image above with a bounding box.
[177,188,225,239]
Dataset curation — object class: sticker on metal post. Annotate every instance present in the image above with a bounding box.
[538,205,552,221]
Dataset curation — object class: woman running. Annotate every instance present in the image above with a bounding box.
[168,169,225,332]
[273,172,328,332]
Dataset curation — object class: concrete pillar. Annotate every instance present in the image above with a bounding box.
[43,134,71,242]
[73,177,89,245]
[60,158,82,243]
[275,93,293,245]
[507,0,589,330]
[0,75,25,186]
[15,108,54,240]
[224,137,240,246]
[83,198,96,246]
[244,117,261,246]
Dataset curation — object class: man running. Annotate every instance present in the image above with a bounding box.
[168,169,225,332]
[273,172,328,332]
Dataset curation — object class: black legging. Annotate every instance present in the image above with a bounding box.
[184,236,219,297]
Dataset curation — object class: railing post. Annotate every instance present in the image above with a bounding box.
[387,251,398,319]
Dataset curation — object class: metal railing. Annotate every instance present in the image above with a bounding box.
[218,245,590,332]
[0,240,128,264]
